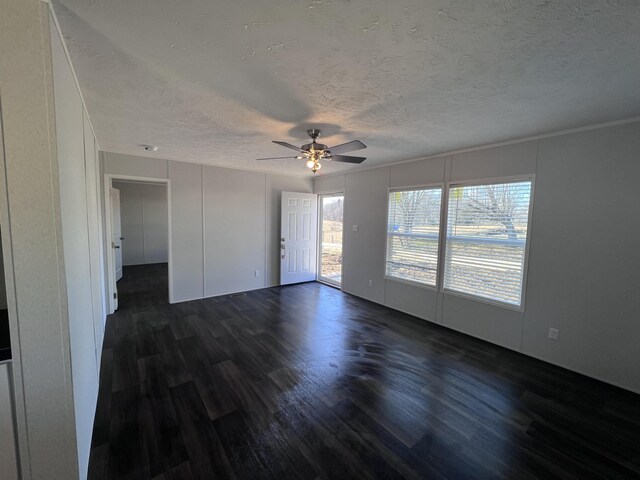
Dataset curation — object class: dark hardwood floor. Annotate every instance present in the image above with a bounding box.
[89,264,640,480]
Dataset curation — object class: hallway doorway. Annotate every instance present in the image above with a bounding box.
[104,175,171,312]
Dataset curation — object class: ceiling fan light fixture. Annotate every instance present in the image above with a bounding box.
[258,128,367,172]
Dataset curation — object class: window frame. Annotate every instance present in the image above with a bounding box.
[440,175,536,311]
[384,183,445,291]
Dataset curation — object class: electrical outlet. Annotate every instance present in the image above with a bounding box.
[368,279,373,287]
[548,328,559,341]
[254,270,259,277]
[352,224,358,232]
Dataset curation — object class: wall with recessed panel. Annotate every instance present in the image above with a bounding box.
[103,153,313,303]
[50,10,106,479]
[315,121,640,394]
[1,1,79,477]
[113,181,168,266]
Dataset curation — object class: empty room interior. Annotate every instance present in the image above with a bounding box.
[2,1,640,479]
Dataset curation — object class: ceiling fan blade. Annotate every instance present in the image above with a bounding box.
[330,155,366,164]
[256,156,299,161]
[273,141,304,152]
[327,140,366,154]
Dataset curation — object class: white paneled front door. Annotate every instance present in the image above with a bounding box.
[280,192,317,285]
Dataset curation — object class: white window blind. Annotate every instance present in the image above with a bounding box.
[386,187,442,286]
[444,181,532,307]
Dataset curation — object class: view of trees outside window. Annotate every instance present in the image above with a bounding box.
[444,181,532,306]
[386,188,442,285]
[320,196,343,284]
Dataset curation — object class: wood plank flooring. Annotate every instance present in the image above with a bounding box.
[89,264,640,479]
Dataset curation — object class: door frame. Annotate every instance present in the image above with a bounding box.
[104,174,172,313]
[110,187,123,284]
[280,191,318,285]
[317,192,345,288]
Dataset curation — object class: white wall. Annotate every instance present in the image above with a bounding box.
[113,181,168,266]
[115,182,144,265]
[342,168,389,303]
[169,161,204,301]
[0,1,85,478]
[83,111,107,358]
[522,124,640,393]
[141,183,168,264]
[203,167,266,296]
[104,153,313,302]
[315,121,640,394]
[50,8,106,480]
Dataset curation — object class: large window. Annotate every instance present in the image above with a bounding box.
[444,180,532,307]
[386,187,442,286]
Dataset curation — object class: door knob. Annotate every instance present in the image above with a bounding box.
[113,244,120,249]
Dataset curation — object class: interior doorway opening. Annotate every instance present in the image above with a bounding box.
[104,175,171,313]
[318,194,344,287]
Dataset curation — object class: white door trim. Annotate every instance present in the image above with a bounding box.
[110,187,122,285]
[103,174,172,313]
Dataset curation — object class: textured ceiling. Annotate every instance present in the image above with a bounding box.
[51,0,640,176]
